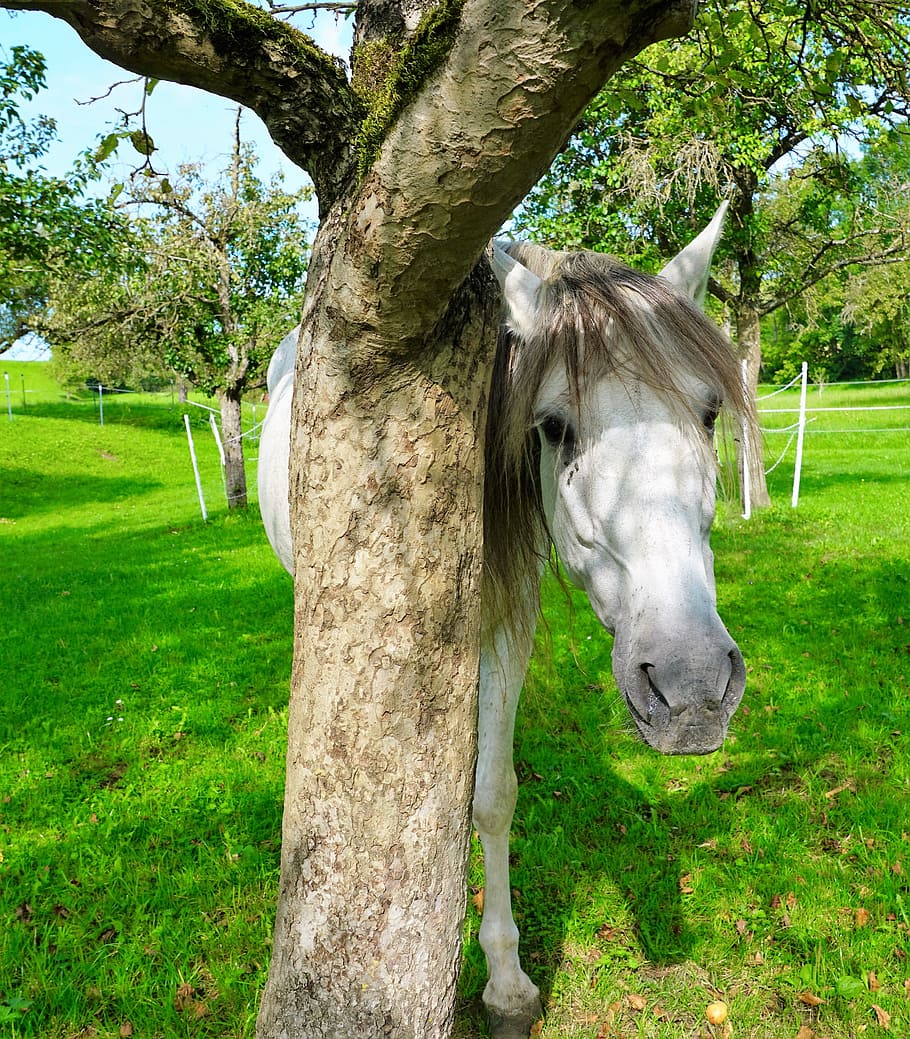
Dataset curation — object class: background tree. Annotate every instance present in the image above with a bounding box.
[839,128,910,380]
[515,0,910,506]
[45,114,311,509]
[843,263,910,380]
[758,127,910,384]
[45,216,174,388]
[0,2,733,1035]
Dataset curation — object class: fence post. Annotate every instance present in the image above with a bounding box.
[208,411,225,466]
[184,413,208,522]
[209,411,227,500]
[98,384,105,427]
[791,361,809,508]
[4,372,11,422]
[740,359,751,520]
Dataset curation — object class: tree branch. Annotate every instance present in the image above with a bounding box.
[7,0,699,357]
[760,234,909,316]
[707,274,736,306]
[0,0,364,207]
[268,1,357,12]
[327,0,699,351]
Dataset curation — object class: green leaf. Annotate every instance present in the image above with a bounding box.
[835,975,866,999]
[94,133,121,163]
[144,77,159,96]
[799,963,818,987]
[2,997,33,1014]
[129,130,155,156]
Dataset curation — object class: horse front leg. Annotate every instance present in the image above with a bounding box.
[473,624,542,1039]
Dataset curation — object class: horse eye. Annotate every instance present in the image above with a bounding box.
[702,396,721,434]
[538,414,576,454]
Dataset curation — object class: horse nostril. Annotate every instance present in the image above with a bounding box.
[722,648,747,706]
[637,664,672,722]
[625,664,654,726]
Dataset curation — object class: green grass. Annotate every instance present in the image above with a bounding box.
[1,361,63,404]
[1,382,289,1038]
[2,374,908,1038]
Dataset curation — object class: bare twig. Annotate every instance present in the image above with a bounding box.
[75,76,143,105]
[266,1,356,13]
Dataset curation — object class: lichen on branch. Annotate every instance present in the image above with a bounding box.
[172,0,336,71]
[352,0,466,178]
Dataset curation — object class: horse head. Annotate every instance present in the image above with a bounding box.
[492,205,746,755]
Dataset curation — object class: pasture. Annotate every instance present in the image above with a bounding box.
[1,365,908,1038]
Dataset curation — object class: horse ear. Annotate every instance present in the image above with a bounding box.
[658,201,729,307]
[491,242,544,341]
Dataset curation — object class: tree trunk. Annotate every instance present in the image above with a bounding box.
[257,226,498,1038]
[733,302,771,510]
[218,390,247,509]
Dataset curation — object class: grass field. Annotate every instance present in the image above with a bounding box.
[1,366,908,1038]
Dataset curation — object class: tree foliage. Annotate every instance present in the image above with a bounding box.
[0,44,123,351]
[48,123,310,387]
[518,0,910,287]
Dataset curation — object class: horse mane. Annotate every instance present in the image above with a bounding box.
[482,240,750,641]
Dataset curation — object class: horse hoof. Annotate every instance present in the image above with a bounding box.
[487,1002,543,1039]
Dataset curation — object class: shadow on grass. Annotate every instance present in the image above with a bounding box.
[1,465,164,519]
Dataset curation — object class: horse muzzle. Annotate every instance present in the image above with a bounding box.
[614,637,746,755]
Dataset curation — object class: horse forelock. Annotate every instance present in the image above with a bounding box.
[482,242,747,639]
[507,244,745,419]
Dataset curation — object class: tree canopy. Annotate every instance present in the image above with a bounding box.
[48,124,310,396]
[517,0,910,282]
[46,115,311,507]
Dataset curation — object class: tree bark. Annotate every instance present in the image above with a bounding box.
[733,301,771,509]
[257,214,498,1036]
[728,171,770,509]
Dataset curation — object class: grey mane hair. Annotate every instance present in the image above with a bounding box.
[482,240,751,641]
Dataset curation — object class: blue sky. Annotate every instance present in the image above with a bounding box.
[1,8,353,357]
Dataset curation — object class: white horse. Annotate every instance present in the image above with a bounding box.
[258,206,747,1038]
